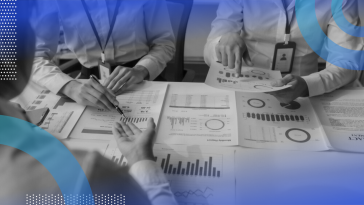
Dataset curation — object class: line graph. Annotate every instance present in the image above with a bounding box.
[174,187,214,199]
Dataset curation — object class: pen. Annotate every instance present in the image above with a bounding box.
[90,75,127,118]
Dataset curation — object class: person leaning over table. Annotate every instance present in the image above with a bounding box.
[0,2,177,205]
[30,0,175,111]
[204,0,362,103]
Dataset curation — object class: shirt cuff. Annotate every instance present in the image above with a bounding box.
[129,160,168,186]
[136,59,161,81]
[204,36,222,66]
[41,73,74,95]
[302,73,326,97]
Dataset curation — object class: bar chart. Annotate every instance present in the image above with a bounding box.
[167,117,190,129]
[41,111,74,133]
[243,112,309,123]
[154,151,223,178]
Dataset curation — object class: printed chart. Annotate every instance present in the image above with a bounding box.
[205,61,291,92]
[70,82,168,140]
[170,94,230,109]
[157,84,238,146]
[237,92,327,151]
[104,144,236,205]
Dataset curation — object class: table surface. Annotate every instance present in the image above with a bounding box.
[13,80,364,204]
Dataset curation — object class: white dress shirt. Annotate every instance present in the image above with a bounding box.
[129,160,178,205]
[31,0,175,94]
[204,0,362,97]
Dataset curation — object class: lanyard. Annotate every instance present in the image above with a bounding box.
[281,0,295,44]
[81,0,121,63]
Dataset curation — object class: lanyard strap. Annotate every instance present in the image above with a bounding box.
[281,0,295,44]
[81,0,121,62]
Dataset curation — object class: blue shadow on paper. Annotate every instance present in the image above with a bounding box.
[0,115,94,205]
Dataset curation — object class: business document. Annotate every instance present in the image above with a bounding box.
[156,83,239,146]
[105,143,236,205]
[70,81,168,140]
[205,61,291,93]
[311,89,364,153]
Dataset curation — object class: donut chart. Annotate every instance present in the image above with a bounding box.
[247,99,266,108]
[285,128,311,143]
[253,85,274,90]
[251,70,266,75]
[205,119,225,130]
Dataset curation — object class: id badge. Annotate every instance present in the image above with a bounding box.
[98,61,111,80]
[272,42,296,73]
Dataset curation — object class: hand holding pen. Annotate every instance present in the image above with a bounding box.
[90,75,127,118]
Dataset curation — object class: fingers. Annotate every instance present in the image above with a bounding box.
[107,66,129,91]
[104,66,124,87]
[88,79,117,110]
[221,50,228,67]
[127,121,142,135]
[271,74,295,87]
[215,45,222,63]
[112,122,129,140]
[227,49,235,69]
[111,72,132,92]
[234,48,242,74]
[147,118,156,130]
[243,50,253,67]
[119,121,134,137]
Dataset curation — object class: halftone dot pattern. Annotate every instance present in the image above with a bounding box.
[26,194,126,205]
[0,0,16,81]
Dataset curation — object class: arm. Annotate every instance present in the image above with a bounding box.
[137,0,176,81]
[129,161,177,205]
[113,119,178,205]
[204,0,245,67]
[302,0,362,97]
[30,0,73,94]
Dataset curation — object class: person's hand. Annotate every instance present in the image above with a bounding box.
[112,118,156,166]
[103,65,149,95]
[60,79,118,111]
[269,74,309,103]
[215,32,253,74]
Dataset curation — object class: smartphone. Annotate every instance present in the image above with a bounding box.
[25,107,50,126]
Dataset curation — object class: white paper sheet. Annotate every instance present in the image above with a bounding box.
[310,89,364,153]
[205,61,291,92]
[104,143,236,205]
[236,92,328,151]
[155,83,239,146]
[39,103,85,139]
[62,139,109,154]
[70,81,168,140]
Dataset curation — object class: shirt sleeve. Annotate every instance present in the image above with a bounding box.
[203,0,244,66]
[136,0,175,81]
[302,0,362,97]
[129,160,178,205]
[30,0,74,94]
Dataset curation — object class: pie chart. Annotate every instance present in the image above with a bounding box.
[285,128,311,143]
[280,101,301,110]
[205,119,225,130]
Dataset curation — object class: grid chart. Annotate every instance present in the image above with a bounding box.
[0,0,17,81]
[26,194,125,205]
